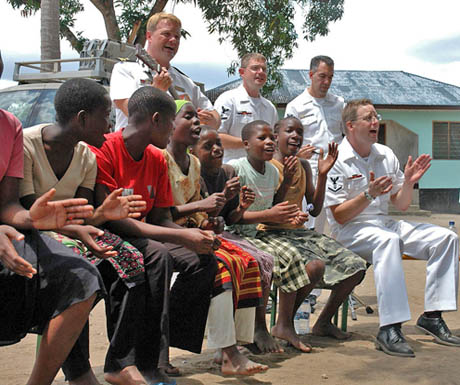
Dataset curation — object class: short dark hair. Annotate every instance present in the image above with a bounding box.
[310,55,334,72]
[128,86,175,124]
[54,78,108,125]
[274,116,302,133]
[241,120,270,141]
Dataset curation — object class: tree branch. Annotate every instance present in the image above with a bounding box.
[89,0,120,40]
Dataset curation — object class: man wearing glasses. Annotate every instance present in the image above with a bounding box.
[285,55,344,232]
[325,98,460,357]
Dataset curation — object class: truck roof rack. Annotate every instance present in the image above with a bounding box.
[13,39,136,84]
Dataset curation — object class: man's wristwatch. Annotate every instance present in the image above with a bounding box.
[364,189,376,202]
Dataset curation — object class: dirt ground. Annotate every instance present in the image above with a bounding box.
[2,213,460,385]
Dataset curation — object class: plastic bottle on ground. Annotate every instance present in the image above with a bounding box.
[448,221,457,234]
[294,298,311,335]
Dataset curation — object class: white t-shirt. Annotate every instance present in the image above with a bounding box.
[215,85,279,163]
[110,61,214,131]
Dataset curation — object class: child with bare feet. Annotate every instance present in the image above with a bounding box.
[192,126,282,355]
[268,116,367,342]
[163,100,268,375]
[227,120,367,352]
[19,78,148,385]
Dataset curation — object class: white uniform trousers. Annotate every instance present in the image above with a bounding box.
[206,290,255,349]
[335,217,459,327]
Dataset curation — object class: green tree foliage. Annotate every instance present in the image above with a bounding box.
[6,0,344,92]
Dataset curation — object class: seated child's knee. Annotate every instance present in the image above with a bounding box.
[305,259,325,283]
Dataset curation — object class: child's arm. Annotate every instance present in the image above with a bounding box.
[303,142,339,217]
[171,192,226,220]
[239,200,300,225]
[273,155,297,204]
[94,184,218,254]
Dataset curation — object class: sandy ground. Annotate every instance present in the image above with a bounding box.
[2,213,460,385]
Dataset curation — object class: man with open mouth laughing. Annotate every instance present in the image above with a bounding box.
[110,12,220,132]
[325,98,460,358]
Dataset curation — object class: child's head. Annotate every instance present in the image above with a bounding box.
[171,100,201,147]
[54,78,112,148]
[274,117,304,157]
[191,126,223,172]
[241,120,275,162]
[128,86,176,149]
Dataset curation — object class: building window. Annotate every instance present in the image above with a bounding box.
[432,121,460,159]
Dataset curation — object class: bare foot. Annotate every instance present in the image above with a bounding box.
[69,369,101,385]
[254,327,284,353]
[159,362,181,377]
[271,324,312,353]
[104,365,148,385]
[220,345,268,375]
[141,368,173,385]
[312,321,351,340]
[213,348,223,365]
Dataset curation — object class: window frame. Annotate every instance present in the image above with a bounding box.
[432,120,460,160]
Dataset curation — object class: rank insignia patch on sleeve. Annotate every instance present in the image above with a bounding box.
[328,176,343,192]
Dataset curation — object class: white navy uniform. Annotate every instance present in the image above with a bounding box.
[110,61,213,131]
[215,84,278,164]
[325,138,459,327]
[285,89,345,232]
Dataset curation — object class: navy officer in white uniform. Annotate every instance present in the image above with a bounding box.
[214,53,278,164]
[325,98,460,357]
[110,12,220,131]
[285,55,344,232]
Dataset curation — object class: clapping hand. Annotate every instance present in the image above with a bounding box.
[318,142,339,176]
[297,144,316,160]
[404,154,431,186]
[100,188,147,221]
[283,156,298,185]
[223,177,241,201]
[30,188,93,229]
[239,186,255,210]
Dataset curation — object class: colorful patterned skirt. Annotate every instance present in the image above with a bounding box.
[42,229,145,288]
[213,237,263,310]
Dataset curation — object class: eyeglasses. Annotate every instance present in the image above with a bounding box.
[352,114,382,123]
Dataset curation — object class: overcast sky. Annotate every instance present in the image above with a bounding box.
[1,0,459,90]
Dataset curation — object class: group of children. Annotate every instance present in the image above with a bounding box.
[2,78,369,385]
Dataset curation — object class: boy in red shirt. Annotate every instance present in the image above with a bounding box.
[92,86,218,385]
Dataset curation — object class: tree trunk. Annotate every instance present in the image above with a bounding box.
[41,0,61,72]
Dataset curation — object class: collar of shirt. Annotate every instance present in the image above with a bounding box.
[341,137,386,164]
[300,88,335,107]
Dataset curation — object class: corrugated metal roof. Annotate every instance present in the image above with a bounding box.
[206,70,460,107]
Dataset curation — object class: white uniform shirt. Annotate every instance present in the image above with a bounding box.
[284,89,345,152]
[110,61,213,131]
[215,85,279,163]
[324,138,405,236]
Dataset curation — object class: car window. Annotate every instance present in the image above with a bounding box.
[0,89,42,127]
[29,89,57,127]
